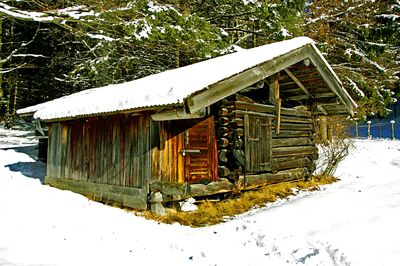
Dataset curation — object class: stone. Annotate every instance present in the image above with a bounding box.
[151,202,166,216]
[150,192,163,203]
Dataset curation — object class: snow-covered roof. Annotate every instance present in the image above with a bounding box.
[17,36,355,121]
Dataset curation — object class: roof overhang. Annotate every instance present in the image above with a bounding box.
[186,45,310,114]
[186,43,356,117]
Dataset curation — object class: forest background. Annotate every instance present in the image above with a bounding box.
[0,0,399,128]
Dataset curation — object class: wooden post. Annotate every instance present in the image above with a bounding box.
[367,121,371,139]
[269,73,279,105]
[378,121,382,139]
[276,98,281,135]
[269,73,281,134]
[327,123,333,142]
[319,117,328,142]
[355,122,359,138]
[391,120,395,140]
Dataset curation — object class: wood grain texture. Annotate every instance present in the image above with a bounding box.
[46,114,153,189]
[46,176,148,210]
[244,114,272,173]
[244,168,306,189]
[156,116,218,184]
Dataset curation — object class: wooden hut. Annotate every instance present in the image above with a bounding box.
[17,37,356,210]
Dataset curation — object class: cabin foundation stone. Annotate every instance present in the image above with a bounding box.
[150,192,166,216]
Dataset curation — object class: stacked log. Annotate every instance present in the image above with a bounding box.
[271,113,317,176]
[232,100,317,177]
[215,99,317,182]
[216,104,245,182]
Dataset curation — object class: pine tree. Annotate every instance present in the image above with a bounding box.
[305,0,400,119]
[53,1,229,90]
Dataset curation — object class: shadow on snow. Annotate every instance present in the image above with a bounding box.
[5,145,46,184]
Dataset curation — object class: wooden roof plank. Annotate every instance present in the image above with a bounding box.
[187,46,309,114]
[307,44,357,115]
[284,68,312,98]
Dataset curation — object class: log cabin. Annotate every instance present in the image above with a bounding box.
[17,37,357,210]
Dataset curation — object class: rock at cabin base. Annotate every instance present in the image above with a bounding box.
[151,202,166,216]
[150,192,166,215]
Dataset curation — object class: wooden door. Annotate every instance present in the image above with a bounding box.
[244,114,272,173]
[182,116,218,184]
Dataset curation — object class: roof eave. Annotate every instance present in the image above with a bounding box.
[307,43,357,116]
[36,103,185,123]
[186,45,310,115]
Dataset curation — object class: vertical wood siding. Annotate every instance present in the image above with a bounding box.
[47,114,152,188]
[184,117,218,184]
[244,115,272,173]
[152,116,218,184]
[152,121,185,183]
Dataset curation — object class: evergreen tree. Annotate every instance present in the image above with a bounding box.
[183,0,307,48]
[64,0,228,90]
[0,0,81,126]
[305,0,400,119]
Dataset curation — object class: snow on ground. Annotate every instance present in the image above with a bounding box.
[0,125,400,266]
[0,122,38,150]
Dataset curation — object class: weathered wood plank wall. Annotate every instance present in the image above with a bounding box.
[47,114,152,189]
[152,121,185,183]
[152,116,218,184]
[216,100,316,180]
[244,114,272,173]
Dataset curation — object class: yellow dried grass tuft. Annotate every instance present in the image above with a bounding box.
[140,174,338,227]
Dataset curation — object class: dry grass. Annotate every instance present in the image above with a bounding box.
[140,175,337,227]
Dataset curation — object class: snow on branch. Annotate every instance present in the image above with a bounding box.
[0,3,100,23]
[0,63,27,74]
[0,28,41,65]
[306,2,367,25]
[147,1,179,14]
[346,77,365,97]
[55,6,100,19]
[86,33,115,42]
[376,14,400,21]
[12,54,49,58]
[0,3,54,22]
[345,48,386,72]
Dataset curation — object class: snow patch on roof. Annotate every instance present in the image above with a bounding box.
[31,37,314,121]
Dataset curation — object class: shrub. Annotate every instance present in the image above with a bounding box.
[314,116,353,176]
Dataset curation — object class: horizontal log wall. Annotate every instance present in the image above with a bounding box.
[233,100,317,177]
[47,114,153,189]
[244,168,307,189]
